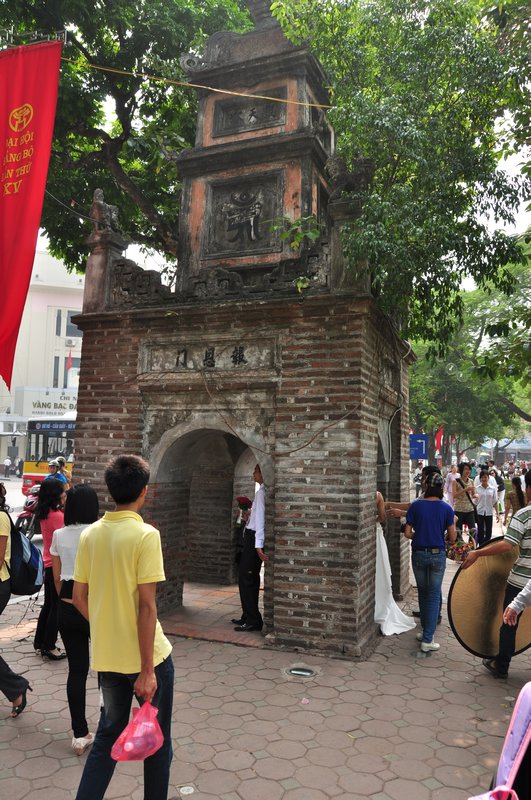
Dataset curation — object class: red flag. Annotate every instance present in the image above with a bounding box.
[66,350,72,372]
[0,42,62,389]
[435,426,444,452]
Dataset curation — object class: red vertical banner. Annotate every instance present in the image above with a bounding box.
[0,41,62,389]
[435,425,444,453]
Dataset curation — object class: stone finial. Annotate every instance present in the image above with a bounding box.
[325,156,375,202]
[90,188,121,233]
[249,0,280,29]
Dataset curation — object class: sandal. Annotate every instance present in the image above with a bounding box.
[10,686,32,718]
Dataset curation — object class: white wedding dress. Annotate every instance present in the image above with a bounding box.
[374,524,416,635]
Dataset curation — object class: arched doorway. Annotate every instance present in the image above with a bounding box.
[145,417,272,640]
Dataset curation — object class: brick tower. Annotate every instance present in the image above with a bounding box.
[75,1,413,657]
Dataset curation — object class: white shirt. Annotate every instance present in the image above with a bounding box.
[50,523,88,580]
[247,483,265,548]
[474,475,497,491]
[509,576,531,614]
[475,485,498,517]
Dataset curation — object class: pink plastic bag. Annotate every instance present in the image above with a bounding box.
[111,702,163,761]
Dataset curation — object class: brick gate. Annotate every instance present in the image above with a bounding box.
[73,2,413,658]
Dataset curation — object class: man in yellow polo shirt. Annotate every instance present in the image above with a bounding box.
[73,455,173,800]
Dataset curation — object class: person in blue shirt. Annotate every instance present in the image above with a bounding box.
[44,460,67,484]
[405,472,456,653]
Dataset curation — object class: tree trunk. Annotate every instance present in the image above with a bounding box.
[428,431,436,464]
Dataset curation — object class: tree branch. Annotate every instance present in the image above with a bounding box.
[102,145,179,257]
[495,395,531,423]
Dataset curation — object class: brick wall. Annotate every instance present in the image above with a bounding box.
[188,435,237,584]
[73,293,412,656]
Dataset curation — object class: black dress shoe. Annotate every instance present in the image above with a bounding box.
[234,623,263,632]
[41,648,67,661]
[231,618,245,625]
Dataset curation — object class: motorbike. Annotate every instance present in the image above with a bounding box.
[15,484,41,541]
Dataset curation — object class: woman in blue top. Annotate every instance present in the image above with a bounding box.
[405,472,456,653]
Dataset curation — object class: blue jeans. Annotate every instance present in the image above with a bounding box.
[411,550,446,644]
[76,655,174,800]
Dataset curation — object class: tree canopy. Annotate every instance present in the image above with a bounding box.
[462,251,531,398]
[409,257,531,464]
[272,0,529,349]
[2,0,529,352]
[408,339,527,465]
[1,0,250,270]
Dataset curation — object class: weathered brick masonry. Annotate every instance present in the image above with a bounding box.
[73,1,413,657]
[74,288,411,657]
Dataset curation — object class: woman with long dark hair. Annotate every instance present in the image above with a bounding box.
[0,483,32,717]
[33,478,67,660]
[51,484,99,754]
[504,477,526,526]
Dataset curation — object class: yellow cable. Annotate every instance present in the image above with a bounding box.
[61,56,334,110]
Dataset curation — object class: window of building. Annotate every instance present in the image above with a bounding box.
[53,356,60,388]
[55,310,62,336]
[66,311,82,338]
[64,357,81,388]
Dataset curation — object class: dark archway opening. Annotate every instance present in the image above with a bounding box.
[149,428,264,645]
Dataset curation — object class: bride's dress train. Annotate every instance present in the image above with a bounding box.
[374,524,416,635]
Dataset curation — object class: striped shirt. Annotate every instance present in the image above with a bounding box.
[505,504,531,589]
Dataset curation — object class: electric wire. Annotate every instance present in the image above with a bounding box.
[60,56,334,109]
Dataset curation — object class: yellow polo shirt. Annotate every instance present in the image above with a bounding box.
[0,511,11,582]
[74,510,172,673]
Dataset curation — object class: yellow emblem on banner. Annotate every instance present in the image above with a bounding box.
[9,104,34,132]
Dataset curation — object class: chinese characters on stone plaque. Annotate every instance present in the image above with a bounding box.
[144,339,275,373]
[203,347,216,368]
[175,349,188,367]
[212,87,287,138]
[231,346,247,366]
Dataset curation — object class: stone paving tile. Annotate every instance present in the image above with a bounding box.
[2,574,530,800]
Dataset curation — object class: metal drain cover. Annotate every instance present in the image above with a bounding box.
[287,666,316,677]
[283,661,321,681]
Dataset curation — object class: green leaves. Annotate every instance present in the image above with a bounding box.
[274,0,529,350]
[0,0,250,270]
[270,215,321,252]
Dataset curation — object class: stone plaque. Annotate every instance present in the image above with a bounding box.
[213,87,287,137]
[143,339,276,373]
[202,172,282,259]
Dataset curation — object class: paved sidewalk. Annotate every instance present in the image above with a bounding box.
[1,558,529,800]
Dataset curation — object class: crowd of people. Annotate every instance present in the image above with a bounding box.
[386,459,531,670]
[0,455,174,800]
[0,450,529,799]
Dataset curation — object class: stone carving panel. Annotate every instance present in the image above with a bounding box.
[142,338,276,373]
[202,172,282,259]
[111,260,171,307]
[213,87,287,137]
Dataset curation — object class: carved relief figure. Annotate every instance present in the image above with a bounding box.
[227,191,263,243]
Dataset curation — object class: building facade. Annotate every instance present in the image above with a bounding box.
[0,250,83,465]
